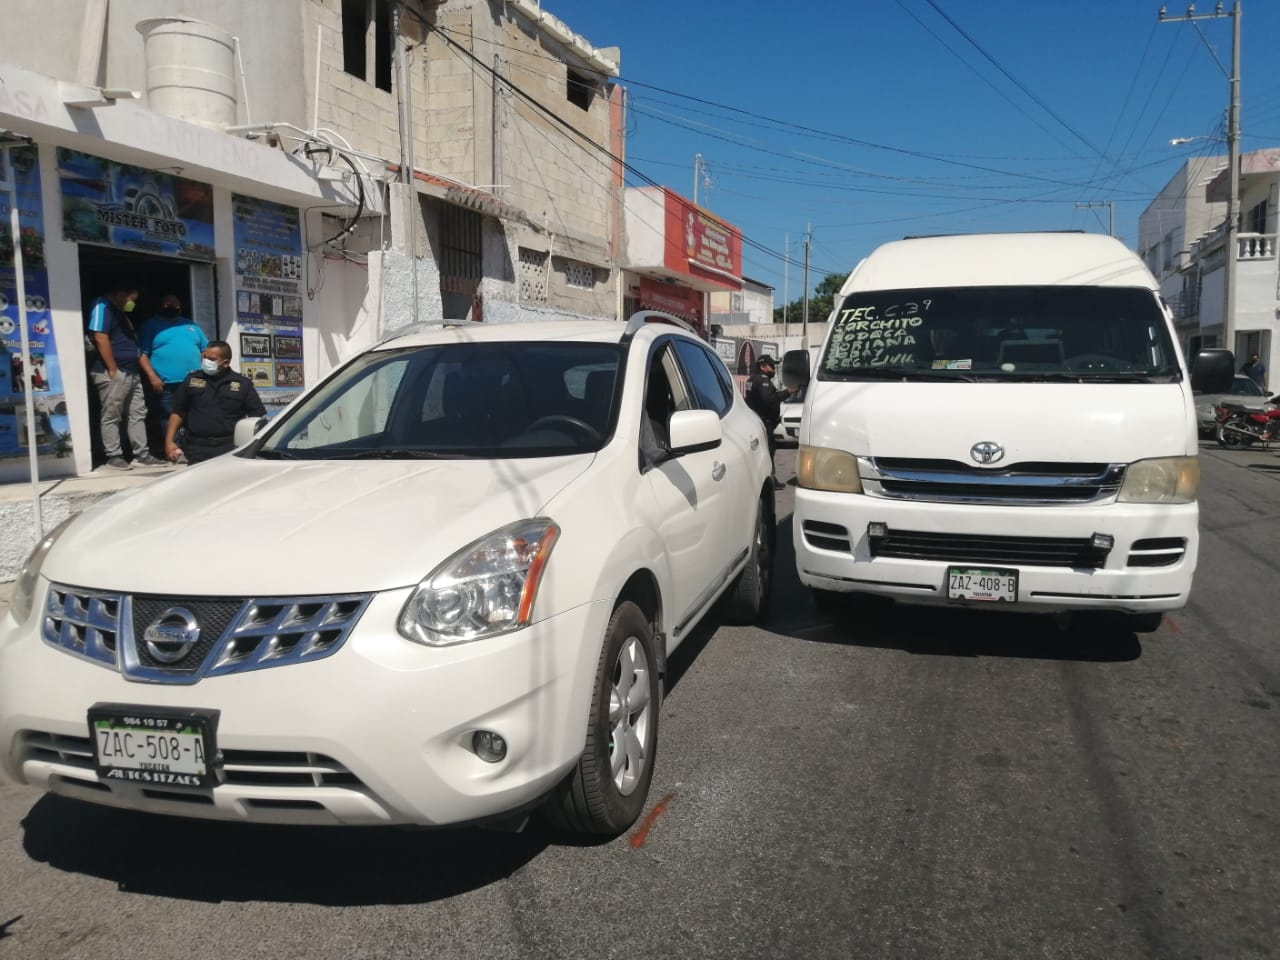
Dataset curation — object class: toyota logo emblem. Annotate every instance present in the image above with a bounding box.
[143,607,201,663]
[970,441,1005,465]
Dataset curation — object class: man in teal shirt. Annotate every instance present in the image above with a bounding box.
[139,294,208,453]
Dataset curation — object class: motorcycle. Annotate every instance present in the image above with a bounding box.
[1215,396,1280,448]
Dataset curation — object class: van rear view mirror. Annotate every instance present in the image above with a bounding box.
[1190,348,1234,393]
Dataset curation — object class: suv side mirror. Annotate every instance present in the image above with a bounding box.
[780,349,811,390]
[1190,348,1235,394]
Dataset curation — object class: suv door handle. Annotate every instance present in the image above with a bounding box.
[712,461,726,481]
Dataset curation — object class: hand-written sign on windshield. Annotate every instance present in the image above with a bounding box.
[827,301,932,366]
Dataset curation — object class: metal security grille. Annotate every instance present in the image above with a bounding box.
[560,259,595,289]
[439,202,482,296]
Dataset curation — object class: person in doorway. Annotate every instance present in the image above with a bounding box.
[87,281,164,469]
[744,354,795,490]
[1241,353,1268,391]
[139,294,207,456]
[165,340,266,464]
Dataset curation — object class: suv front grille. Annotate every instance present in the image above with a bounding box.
[43,586,372,684]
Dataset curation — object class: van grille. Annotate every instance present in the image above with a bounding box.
[862,458,1125,505]
[869,529,1104,569]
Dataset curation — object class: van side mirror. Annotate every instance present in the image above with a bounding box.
[1190,348,1235,394]
[780,349,811,390]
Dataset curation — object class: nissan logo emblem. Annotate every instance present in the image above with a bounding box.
[970,441,1005,465]
[143,607,201,663]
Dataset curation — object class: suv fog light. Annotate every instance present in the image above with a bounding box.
[472,730,508,763]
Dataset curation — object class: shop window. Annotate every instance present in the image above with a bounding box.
[567,69,593,111]
[519,247,548,303]
[342,0,393,93]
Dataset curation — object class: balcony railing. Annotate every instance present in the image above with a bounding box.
[1188,225,1277,263]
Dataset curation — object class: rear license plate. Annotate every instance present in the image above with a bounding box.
[88,703,220,788]
[947,567,1018,602]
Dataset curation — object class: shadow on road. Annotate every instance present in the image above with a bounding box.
[21,794,549,905]
[765,514,1144,663]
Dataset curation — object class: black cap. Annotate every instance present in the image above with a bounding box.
[757,354,776,368]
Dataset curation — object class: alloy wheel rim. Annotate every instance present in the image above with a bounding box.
[608,634,651,796]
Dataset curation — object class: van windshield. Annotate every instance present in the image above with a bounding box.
[819,285,1181,382]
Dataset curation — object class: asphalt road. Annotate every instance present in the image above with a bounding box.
[1,443,1278,960]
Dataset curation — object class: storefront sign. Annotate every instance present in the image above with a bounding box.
[663,193,741,284]
[639,275,704,322]
[232,194,304,412]
[1,143,74,462]
[56,148,214,260]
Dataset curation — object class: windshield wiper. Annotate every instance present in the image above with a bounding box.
[333,448,453,459]
[254,448,300,460]
[823,366,974,382]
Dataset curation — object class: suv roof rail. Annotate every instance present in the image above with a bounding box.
[376,320,470,345]
[623,310,697,337]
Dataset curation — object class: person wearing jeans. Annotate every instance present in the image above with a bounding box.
[87,283,164,470]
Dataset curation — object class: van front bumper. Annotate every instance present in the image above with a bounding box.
[793,489,1197,613]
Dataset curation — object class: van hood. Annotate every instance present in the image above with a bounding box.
[45,455,592,596]
[806,381,1194,463]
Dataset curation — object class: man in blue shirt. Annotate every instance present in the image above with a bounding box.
[87,282,164,470]
[139,294,208,447]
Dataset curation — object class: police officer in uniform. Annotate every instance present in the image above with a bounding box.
[744,354,794,490]
[164,340,267,464]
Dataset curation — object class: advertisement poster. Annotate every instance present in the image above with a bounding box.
[1,144,73,462]
[232,194,304,413]
[57,148,214,260]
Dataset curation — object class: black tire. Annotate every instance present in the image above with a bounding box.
[1124,612,1164,634]
[1216,423,1245,447]
[720,495,775,624]
[541,601,660,836]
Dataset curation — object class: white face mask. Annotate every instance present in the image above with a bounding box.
[200,358,221,376]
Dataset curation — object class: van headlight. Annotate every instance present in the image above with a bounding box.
[797,445,862,494]
[1118,456,1199,504]
[11,516,77,625]
[398,518,559,646]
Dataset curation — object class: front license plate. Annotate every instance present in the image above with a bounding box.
[947,566,1018,603]
[88,703,220,788]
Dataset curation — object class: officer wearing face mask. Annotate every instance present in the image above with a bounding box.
[165,340,266,464]
[139,294,208,453]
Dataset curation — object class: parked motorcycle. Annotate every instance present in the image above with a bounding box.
[1215,396,1280,448]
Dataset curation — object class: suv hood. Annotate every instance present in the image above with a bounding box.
[807,381,1193,462]
[46,456,592,596]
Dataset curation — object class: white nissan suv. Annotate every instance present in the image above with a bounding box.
[0,313,776,836]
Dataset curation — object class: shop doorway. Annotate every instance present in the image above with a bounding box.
[77,246,201,466]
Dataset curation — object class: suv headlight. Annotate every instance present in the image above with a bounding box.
[1118,456,1199,504]
[398,518,560,646]
[11,516,77,625]
[797,445,862,494]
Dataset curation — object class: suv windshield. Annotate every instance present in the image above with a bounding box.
[256,341,622,459]
[820,285,1181,382]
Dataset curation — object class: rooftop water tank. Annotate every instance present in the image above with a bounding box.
[136,18,237,130]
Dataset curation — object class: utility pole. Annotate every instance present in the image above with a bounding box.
[1160,2,1242,354]
[782,232,790,334]
[801,224,811,349]
[1074,200,1114,237]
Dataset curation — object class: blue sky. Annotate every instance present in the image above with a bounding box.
[551,0,1280,299]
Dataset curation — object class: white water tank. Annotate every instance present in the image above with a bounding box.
[137,18,237,130]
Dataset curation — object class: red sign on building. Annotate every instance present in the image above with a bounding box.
[663,194,742,286]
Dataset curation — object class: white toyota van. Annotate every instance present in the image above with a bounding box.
[792,231,1203,633]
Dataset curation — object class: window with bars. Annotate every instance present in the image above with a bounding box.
[437,207,481,300]
[519,247,548,302]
